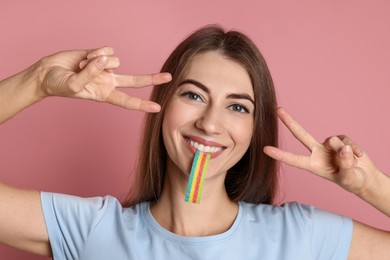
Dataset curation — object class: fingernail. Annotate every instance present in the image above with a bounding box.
[79,60,88,69]
[96,56,108,68]
[87,53,97,60]
[341,145,352,157]
[163,73,172,80]
[149,103,161,112]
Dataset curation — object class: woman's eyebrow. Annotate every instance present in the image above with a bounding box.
[179,78,255,105]
[227,93,255,105]
[179,79,209,93]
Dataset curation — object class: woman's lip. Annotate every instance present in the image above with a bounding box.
[183,135,226,159]
[184,135,224,148]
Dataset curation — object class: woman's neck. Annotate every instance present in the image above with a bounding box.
[150,164,238,237]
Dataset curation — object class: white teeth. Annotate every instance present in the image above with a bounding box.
[188,140,222,153]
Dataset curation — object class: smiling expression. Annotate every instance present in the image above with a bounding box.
[162,51,254,180]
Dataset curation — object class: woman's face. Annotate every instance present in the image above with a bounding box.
[162,51,254,180]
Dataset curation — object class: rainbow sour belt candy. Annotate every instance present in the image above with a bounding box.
[185,149,211,204]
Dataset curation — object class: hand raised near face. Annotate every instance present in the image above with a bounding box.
[263,107,380,195]
[39,46,172,112]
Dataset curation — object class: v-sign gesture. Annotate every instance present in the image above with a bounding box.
[40,46,172,112]
[263,107,390,216]
[0,46,172,124]
[264,107,390,259]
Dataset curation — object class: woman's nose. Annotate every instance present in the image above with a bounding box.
[195,107,224,135]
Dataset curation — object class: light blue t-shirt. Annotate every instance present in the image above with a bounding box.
[41,192,352,260]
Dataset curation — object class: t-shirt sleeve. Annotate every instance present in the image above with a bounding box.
[311,207,353,259]
[40,192,114,260]
[288,203,353,259]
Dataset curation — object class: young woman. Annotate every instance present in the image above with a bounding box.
[0,26,389,259]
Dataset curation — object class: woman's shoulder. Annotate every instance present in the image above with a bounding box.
[41,192,148,222]
[241,201,313,215]
[240,200,351,230]
[237,201,352,259]
[40,193,152,258]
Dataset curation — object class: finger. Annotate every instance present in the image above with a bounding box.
[277,107,319,151]
[106,89,161,112]
[324,136,345,151]
[338,145,355,175]
[263,146,311,170]
[115,73,172,88]
[337,135,364,158]
[69,56,109,93]
[324,135,364,158]
[86,46,115,60]
[79,56,120,70]
[79,60,88,70]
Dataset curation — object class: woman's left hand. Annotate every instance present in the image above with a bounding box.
[264,108,390,259]
[263,107,380,195]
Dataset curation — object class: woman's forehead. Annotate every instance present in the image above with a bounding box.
[181,52,254,95]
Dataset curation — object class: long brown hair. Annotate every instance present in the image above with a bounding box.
[123,25,278,207]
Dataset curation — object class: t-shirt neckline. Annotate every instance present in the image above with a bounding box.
[141,201,245,245]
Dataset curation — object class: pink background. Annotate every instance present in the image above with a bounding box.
[1,1,389,258]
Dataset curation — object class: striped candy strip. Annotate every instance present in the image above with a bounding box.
[184,150,211,203]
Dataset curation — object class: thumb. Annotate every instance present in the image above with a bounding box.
[338,145,355,173]
[69,56,109,92]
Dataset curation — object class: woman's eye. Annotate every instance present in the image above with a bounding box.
[229,104,250,113]
[181,91,202,101]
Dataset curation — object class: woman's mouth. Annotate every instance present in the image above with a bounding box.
[189,140,222,153]
[184,136,225,158]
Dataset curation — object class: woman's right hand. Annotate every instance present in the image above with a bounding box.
[0,47,172,256]
[39,46,172,112]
